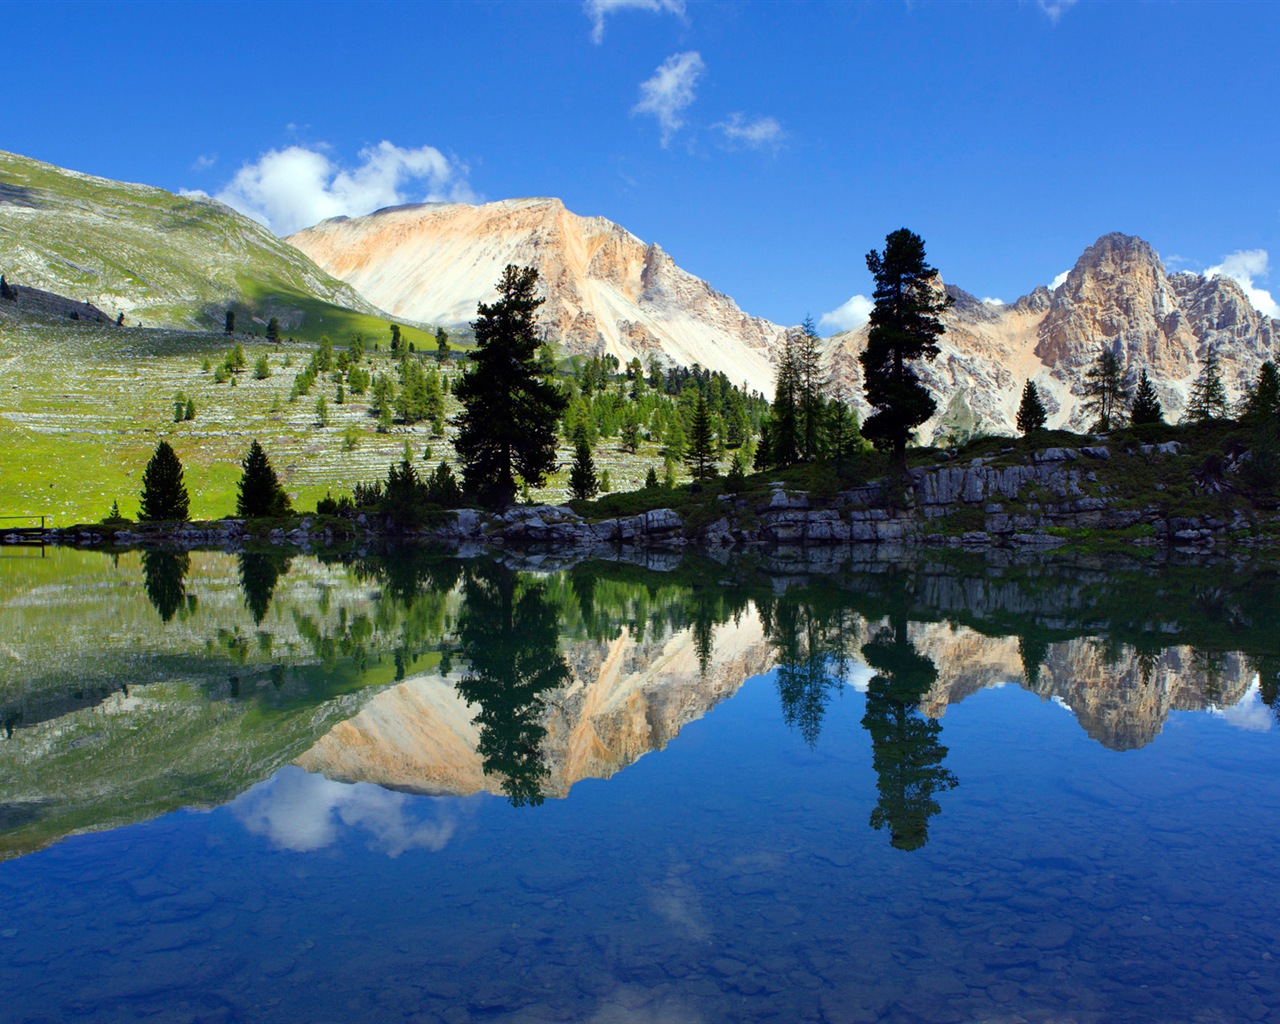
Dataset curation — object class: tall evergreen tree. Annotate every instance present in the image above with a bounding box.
[454,266,568,509]
[797,315,828,461]
[138,441,191,522]
[1242,361,1280,423]
[266,317,280,343]
[224,309,235,335]
[1186,348,1229,423]
[1129,369,1164,425]
[860,229,952,471]
[686,392,717,479]
[236,440,291,518]
[768,329,802,468]
[568,430,598,501]
[436,326,450,364]
[1016,380,1047,434]
[1080,347,1128,432]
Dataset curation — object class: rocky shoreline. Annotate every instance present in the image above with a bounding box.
[15,441,1278,557]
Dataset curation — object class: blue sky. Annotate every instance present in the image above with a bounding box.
[4,0,1278,328]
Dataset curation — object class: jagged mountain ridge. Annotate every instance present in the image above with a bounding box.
[287,197,784,394]
[0,149,383,331]
[827,233,1279,438]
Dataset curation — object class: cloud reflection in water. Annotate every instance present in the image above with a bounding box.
[232,766,467,856]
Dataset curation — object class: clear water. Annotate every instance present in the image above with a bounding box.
[2,547,1279,1024]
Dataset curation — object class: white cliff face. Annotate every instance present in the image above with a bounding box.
[826,234,1279,439]
[287,198,783,395]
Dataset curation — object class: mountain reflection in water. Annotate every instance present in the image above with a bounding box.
[0,547,1278,860]
[4,546,1280,1024]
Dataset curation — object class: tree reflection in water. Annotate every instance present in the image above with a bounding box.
[238,552,293,626]
[861,614,957,851]
[454,564,571,807]
[142,550,192,623]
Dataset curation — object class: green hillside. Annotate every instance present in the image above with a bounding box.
[0,149,415,339]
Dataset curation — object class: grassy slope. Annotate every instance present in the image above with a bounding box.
[0,309,719,524]
[0,149,430,342]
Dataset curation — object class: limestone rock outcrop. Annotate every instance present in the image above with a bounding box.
[288,198,783,394]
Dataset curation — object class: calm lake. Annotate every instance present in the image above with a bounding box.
[2,545,1279,1024]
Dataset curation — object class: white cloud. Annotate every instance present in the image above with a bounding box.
[1038,0,1077,23]
[192,153,217,171]
[213,140,475,236]
[1050,270,1070,291]
[1209,681,1273,733]
[819,294,873,334]
[1204,248,1280,319]
[633,51,705,147]
[714,113,785,151]
[584,0,684,44]
[177,188,209,199]
[232,766,464,857]
[981,297,1005,306]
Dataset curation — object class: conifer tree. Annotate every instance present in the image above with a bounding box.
[236,440,291,518]
[1016,380,1047,434]
[390,323,402,353]
[725,451,746,492]
[254,354,271,380]
[139,441,191,522]
[454,265,568,508]
[860,229,952,471]
[436,326,450,364]
[266,317,280,343]
[1129,369,1164,425]
[686,392,716,479]
[797,315,828,461]
[1186,348,1229,423]
[645,466,660,489]
[1242,361,1280,423]
[769,329,802,468]
[224,309,235,335]
[568,431,598,501]
[1081,347,1128,432]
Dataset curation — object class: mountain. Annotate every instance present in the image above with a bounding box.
[0,149,385,335]
[826,233,1280,438]
[287,197,784,393]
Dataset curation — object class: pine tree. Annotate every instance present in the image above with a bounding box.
[390,323,402,353]
[1081,347,1128,432]
[138,441,190,522]
[1242,361,1280,423]
[236,440,291,518]
[1187,348,1229,423]
[454,266,568,508]
[436,326,450,364]
[686,392,716,479]
[1129,369,1164,425]
[645,466,660,489]
[568,431,598,501]
[797,315,828,461]
[266,317,280,343]
[1016,380,1047,434]
[769,329,802,468]
[224,309,235,335]
[254,354,271,380]
[860,229,953,471]
[725,451,746,492]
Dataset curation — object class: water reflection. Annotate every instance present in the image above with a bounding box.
[455,564,571,807]
[4,546,1280,860]
[232,766,463,856]
[237,550,292,625]
[861,615,956,850]
[141,549,192,622]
